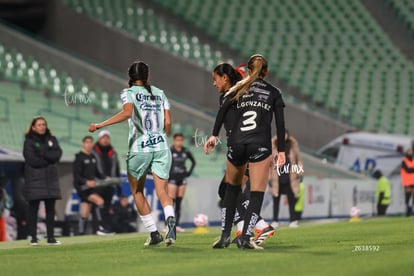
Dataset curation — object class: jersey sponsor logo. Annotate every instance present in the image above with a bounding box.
[136,93,162,102]
[237,100,271,111]
[140,103,162,111]
[250,87,270,96]
[84,159,90,164]
[258,94,269,101]
[242,93,254,98]
[141,135,165,148]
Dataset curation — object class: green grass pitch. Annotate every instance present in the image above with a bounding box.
[1,217,413,275]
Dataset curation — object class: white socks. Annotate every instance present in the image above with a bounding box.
[256,219,268,230]
[140,214,157,232]
[236,220,244,232]
[164,205,175,219]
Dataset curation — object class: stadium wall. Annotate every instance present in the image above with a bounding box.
[40,0,352,150]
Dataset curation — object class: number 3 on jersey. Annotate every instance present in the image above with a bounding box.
[240,111,257,131]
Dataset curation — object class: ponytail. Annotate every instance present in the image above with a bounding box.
[228,54,268,101]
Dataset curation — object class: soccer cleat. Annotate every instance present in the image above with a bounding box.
[236,237,264,250]
[212,235,230,249]
[254,225,275,245]
[144,231,164,246]
[231,230,242,244]
[165,216,177,247]
[97,226,115,236]
[30,239,40,246]
[47,238,62,246]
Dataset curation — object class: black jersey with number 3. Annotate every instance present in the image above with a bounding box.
[212,78,286,152]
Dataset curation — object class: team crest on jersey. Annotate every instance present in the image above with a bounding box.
[141,136,165,148]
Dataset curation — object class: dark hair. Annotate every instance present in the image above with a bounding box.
[372,170,382,179]
[82,135,93,142]
[128,61,155,100]
[228,54,268,101]
[173,133,184,139]
[213,63,243,86]
[25,116,51,137]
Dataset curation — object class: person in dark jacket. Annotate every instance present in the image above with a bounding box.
[111,196,137,233]
[92,130,120,230]
[73,136,113,235]
[23,116,62,246]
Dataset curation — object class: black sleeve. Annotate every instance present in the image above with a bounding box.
[43,136,62,164]
[212,96,233,136]
[186,149,196,177]
[23,139,49,168]
[378,192,384,204]
[73,155,87,187]
[402,160,414,173]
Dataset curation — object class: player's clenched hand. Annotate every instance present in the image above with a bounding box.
[204,136,218,154]
[88,124,99,133]
[275,152,286,167]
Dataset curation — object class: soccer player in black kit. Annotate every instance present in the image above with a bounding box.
[168,133,196,232]
[205,55,286,250]
[213,63,275,245]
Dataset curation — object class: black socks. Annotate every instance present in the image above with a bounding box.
[242,191,264,241]
[221,183,241,237]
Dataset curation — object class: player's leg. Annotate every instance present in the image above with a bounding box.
[151,150,176,246]
[214,157,246,249]
[88,193,113,235]
[126,152,163,245]
[238,152,271,250]
[286,184,298,227]
[129,172,164,245]
[167,180,178,221]
[175,181,187,231]
[79,201,91,235]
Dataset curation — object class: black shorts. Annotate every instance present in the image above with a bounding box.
[168,178,187,186]
[77,188,99,203]
[227,144,271,167]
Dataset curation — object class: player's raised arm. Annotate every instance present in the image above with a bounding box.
[89,103,133,132]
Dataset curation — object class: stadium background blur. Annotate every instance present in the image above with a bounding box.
[0,0,413,237]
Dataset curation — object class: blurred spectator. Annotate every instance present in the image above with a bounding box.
[11,177,29,240]
[111,196,137,233]
[168,133,196,232]
[400,147,414,216]
[23,116,62,246]
[73,136,113,235]
[373,170,390,216]
[1,188,13,241]
[294,176,305,222]
[93,130,121,230]
[269,130,303,228]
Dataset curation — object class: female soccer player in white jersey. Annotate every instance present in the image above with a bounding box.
[88,61,176,246]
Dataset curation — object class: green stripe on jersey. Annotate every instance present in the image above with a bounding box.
[120,85,171,153]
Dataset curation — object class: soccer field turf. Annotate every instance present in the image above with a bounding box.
[1,217,413,276]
